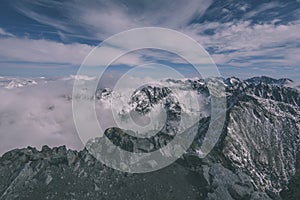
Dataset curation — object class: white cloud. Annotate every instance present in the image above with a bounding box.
[0,37,154,68]
[0,28,14,37]
[0,78,83,154]
[244,2,281,19]
[15,0,213,39]
[183,20,300,68]
[0,37,93,65]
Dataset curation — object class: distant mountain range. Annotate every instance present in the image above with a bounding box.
[0,76,299,200]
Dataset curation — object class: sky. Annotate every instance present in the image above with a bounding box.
[0,0,300,80]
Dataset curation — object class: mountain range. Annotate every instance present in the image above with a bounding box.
[0,76,299,200]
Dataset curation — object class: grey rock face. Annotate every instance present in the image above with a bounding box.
[222,77,300,195]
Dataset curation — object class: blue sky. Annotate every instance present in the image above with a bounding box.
[0,0,299,80]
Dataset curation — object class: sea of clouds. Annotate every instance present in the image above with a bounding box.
[0,75,210,155]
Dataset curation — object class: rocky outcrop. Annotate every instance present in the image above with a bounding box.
[0,145,272,200]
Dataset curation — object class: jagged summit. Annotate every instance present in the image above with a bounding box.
[245,76,293,85]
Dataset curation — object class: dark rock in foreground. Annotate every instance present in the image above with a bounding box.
[0,145,271,200]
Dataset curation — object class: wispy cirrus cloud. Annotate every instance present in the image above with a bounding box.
[14,0,213,39]
[0,37,93,65]
[0,28,14,37]
[189,20,300,67]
